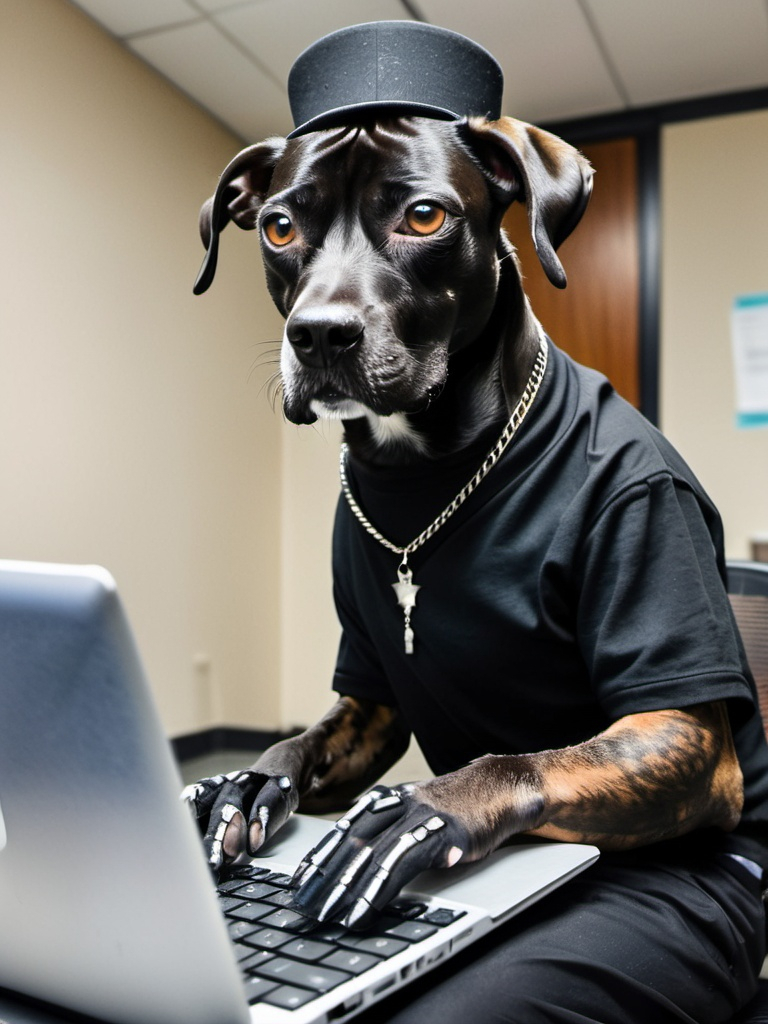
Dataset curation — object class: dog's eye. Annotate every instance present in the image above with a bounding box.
[263,214,296,247]
[402,203,447,236]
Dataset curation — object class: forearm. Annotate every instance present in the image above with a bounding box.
[529,703,743,847]
[255,695,411,813]
[446,702,743,853]
[288,702,744,928]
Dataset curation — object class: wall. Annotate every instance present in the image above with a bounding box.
[660,108,768,558]
[0,0,286,735]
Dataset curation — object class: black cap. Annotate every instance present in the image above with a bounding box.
[287,21,503,138]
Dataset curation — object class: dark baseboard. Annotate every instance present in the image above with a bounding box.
[171,725,302,763]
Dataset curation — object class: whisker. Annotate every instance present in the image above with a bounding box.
[261,370,284,410]
[248,341,282,385]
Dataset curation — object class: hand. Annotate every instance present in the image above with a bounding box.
[182,767,297,874]
[289,783,471,930]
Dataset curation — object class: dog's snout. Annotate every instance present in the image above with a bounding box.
[286,306,364,368]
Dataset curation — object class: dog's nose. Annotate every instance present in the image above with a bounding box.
[286,306,364,368]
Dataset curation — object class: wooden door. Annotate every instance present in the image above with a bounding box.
[503,137,641,408]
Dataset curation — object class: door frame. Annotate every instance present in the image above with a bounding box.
[544,86,768,427]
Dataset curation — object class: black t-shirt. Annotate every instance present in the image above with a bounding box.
[331,341,768,860]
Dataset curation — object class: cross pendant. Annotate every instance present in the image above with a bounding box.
[392,561,420,655]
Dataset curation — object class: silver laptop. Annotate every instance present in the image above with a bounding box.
[0,560,598,1024]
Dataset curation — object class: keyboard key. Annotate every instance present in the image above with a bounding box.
[256,958,351,993]
[388,899,429,919]
[259,907,317,933]
[343,935,409,958]
[365,915,401,934]
[385,920,438,942]
[218,867,270,890]
[262,985,317,1010]
[228,902,275,924]
[311,923,348,942]
[322,949,382,975]
[280,937,336,962]
[228,920,258,943]
[218,896,247,913]
[242,927,292,950]
[218,879,249,893]
[263,888,297,908]
[239,949,274,972]
[242,975,279,1005]
[422,908,466,927]
[235,945,263,965]
[234,881,281,900]
[264,872,294,886]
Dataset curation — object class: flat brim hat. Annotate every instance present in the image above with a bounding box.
[287,21,503,138]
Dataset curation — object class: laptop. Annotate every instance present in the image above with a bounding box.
[0,560,599,1024]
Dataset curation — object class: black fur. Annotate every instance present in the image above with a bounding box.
[195,115,593,467]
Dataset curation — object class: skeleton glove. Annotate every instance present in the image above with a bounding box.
[181,769,298,875]
[290,784,470,930]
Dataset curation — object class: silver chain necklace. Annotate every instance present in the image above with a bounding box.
[339,337,549,655]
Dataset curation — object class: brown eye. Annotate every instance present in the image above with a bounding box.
[263,214,296,247]
[403,202,446,236]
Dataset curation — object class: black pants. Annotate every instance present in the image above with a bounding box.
[367,850,766,1024]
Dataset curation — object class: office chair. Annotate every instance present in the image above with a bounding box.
[726,560,768,1023]
[728,561,768,729]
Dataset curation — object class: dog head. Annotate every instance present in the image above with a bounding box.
[195,116,592,448]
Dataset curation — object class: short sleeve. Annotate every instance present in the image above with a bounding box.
[575,472,754,721]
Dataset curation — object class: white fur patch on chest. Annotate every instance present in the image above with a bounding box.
[366,411,428,455]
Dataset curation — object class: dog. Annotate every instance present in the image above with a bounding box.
[194,117,591,463]
[185,115,743,932]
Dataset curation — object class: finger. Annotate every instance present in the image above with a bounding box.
[291,786,407,891]
[342,815,447,929]
[246,774,295,853]
[203,771,265,872]
[180,773,233,825]
[292,835,374,921]
[291,787,387,887]
[289,787,409,921]
[293,800,447,927]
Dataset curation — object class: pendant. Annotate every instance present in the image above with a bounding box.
[392,558,420,655]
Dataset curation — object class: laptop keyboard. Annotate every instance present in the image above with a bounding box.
[217,866,466,1011]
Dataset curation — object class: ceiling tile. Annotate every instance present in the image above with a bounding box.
[71,0,768,141]
[418,0,626,123]
[69,0,198,38]
[192,0,260,9]
[215,0,412,89]
[585,0,768,106]
[129,20,293,140]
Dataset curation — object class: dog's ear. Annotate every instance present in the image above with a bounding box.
[461,117,593,289]
[193,138,287,295]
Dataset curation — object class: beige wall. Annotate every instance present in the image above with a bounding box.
[660,109,768,558]
[4,1,768,743]
[1,0,288,736]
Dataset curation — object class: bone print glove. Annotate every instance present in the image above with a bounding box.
[182,768,297,875]
[289,784,473,930]
[289,760,548,930]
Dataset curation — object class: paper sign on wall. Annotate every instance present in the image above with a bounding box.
[731,293,768,429]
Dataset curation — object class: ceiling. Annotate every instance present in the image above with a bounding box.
[69,0,768,142]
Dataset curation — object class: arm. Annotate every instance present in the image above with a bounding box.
[442,701,743,853]
[182,695,410,873]
[290,701,743,927]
